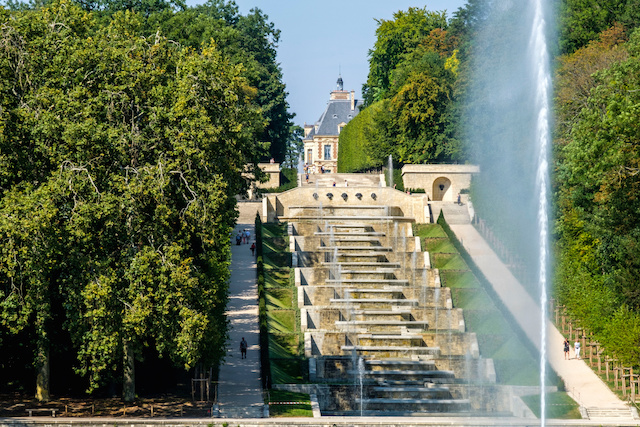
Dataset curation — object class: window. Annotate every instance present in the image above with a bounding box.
[324,145,331,160]
[307,148,313,164]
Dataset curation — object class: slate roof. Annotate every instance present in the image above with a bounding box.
[304,95,360,140]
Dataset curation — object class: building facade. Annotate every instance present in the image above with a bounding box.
[303,76,359,173]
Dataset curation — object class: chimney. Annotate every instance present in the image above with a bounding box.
[351,90,355,111]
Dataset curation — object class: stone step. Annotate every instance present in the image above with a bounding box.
[371,386,448,392]
[366,359,436,370]
[315,231,385,236]
[356,397,471,412]
[323,262,401,268]
[322,223,373,228]
[436,203,471,225]
[366,359,435,365]
[371,386,452,399]
[363,369,454,377]
[375,379,459,386]
[328,279,409,285]
[322,409,493,417]
[586,407,634,418]
[330,298,418,305]
[359,397,468,404]
[352,309,411,314]
[357,333,423,339]
[338,269,399,274]
[341,345,440,355]
[335,320,428,327]
[283,215,413,222]
[318,246,393,251]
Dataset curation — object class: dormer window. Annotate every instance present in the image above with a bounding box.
[333,114,338,118]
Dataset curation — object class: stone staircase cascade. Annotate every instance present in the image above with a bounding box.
[286,195,502,416]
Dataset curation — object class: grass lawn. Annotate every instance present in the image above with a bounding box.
[267,390,312,417]
[432,253,468,270]
[417,223,556,387]
[424,238,458,253]
[441,271,481,288]
[521,392,581,419]
[414,223,448,238]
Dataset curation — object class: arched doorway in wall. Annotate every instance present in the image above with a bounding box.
[432,177,452,201]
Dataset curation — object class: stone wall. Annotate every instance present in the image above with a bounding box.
[255,162,281,188]
[402,164,479,202]
[263,187,429,223]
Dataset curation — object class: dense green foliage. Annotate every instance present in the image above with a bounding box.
[559,0,640,54]
[555,26,640,366]
[0,0,292,401]
[338,7,465,171]
[336,102,380,172]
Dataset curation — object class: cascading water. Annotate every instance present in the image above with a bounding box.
[358,357,365,416]
[531,0,551,422]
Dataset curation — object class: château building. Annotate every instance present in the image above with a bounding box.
[303,76,360,173]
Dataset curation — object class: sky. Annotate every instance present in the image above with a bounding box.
[186,0,468,127]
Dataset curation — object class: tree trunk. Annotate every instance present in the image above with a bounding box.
[35,342,50,402]
[122,339,135,403]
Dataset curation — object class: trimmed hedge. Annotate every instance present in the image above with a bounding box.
[337,102,382,172]
[255,213,270,389]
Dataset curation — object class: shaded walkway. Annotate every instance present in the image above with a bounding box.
[216,220,264,418]
[450,224,633,419]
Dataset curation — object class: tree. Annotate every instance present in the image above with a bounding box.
[362,7,449,106]
[555,27,640,364]
[0,0,263,400]
[559,0,640,54]
[144,2,294,163]
[339,7,463,170]
[555,23,628,140]
[282,125,303,169]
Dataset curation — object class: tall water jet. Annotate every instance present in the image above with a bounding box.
[387,155,393,187]
[531,0,552,421]
[468,0,554,422]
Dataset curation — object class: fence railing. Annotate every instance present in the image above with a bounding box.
[551,300,639,402]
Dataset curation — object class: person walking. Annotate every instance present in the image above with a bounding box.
[574,339,581,360]
[250,242,256,256]
[563,338,570,360]
[240,337,248,359]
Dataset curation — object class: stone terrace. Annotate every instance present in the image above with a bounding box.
[265,186,506,416]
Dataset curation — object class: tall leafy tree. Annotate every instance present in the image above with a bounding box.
[341,8,462,169]
[362,7,449,106]
[555,27,640,364]
[559,0,640,54]
[144,1,294,163]
[0,0,263,400]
